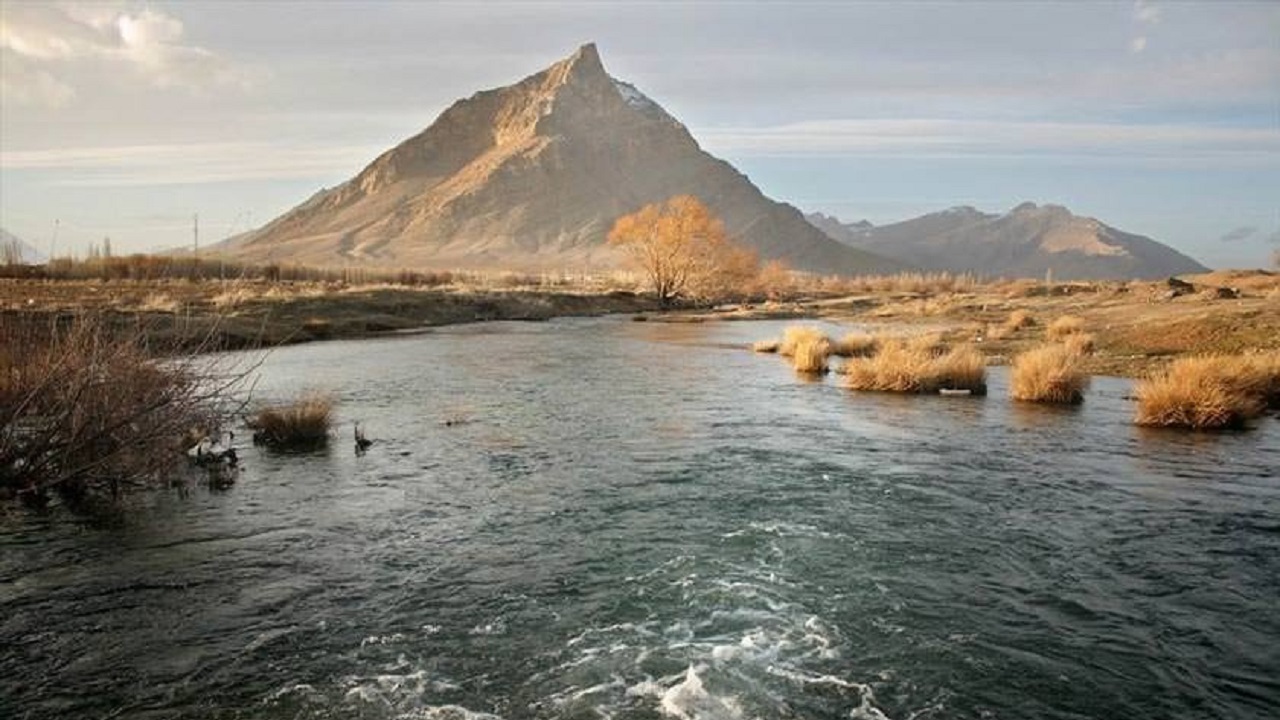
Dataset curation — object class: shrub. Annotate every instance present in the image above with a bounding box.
[1046,315,1086,340]
[1134,355,1267,429]
[778,326,829,357]
[843,339,986,394]
[1010,344,1089,404]
[831,332,878,358]
[1,313,236,505]
[250,395,334,449]
[1062,333,1096,356]
[1005,310,1036,331]
[791,337,832,374]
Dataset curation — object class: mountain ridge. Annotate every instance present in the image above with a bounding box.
[805,203,1207,280]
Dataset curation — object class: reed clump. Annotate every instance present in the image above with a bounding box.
[778,326,830,358]
[250,395,334,449]
[1061,332,1096,356]
[831,332,878,358]
[1005,310,1036,331]
[1133,355,1276,429]
[791,336,832,374]
[1046,315,1086,340]
[751,339,780,353]
[1010,344,1090,404]
[843,339,987,394]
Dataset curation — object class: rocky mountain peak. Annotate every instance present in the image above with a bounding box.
[225,45,898,275]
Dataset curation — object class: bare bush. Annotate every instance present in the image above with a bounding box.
[0,313,246,505]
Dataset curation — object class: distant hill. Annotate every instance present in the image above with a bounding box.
[806,203,1207,280]
[0,228,46,264]
[223,43,901,275]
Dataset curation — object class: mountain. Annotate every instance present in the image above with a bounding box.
[804,212,874,247]
[807,203,1207,280]
[225,44,900,275]
[0,228,45,264]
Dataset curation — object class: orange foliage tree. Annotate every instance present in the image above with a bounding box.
[608,195,761,306]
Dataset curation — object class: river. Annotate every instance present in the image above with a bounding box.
[3,317,1278,719]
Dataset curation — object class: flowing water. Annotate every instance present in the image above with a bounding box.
[3,317,1279,720]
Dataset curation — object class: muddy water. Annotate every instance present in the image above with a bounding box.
[2,317,1278,719]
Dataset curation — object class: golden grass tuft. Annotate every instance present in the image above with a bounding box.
[751,339,780,353]
[1005,310,1036,331]
[831,332,878,358]
[778,326,830,357]
[843,339,986,394]
[1046,315,1086,340]
[1061,333,1096,357]
[250,394,334,448]
[1134,355,1274,429]
[791,336,832,374]
[1010,344,1090,404]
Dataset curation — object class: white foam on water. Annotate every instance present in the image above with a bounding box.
[626,665,747,720]
[361,632,408,647]
[395,706,505,720]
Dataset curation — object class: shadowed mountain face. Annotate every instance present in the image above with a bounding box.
[227,44,900,275]
[806,203,1208,280]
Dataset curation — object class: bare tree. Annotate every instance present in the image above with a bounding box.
[608,195,760,306]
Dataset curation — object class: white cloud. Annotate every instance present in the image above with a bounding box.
[697,118,1280,163]
[1130,36,1148,54]
[0,142,385,186]
[0,2,249,107]
[1134,0,1161,25]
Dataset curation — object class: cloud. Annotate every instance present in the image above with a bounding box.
[1133,1,1161,25]
[0,142,385,186]
[0,2,249,107]
[1129,1,1159,55]
[1219,226,1258,242]
[696,118,1280,163]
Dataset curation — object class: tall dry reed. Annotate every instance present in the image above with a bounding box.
[843,339,986,394]
[1010,344,1089,404]
[1134,355,1272,429]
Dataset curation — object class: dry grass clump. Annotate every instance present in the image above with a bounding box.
[1061,333,1096,357]
[138,292,181,313]
[1010,344,1090,404]
[831,332,878,358]
[250,395,334,449]
[1133,355,1275,429]
[751,339,780,353]
[791,336,832,374]
[1005,310,1036,331]
[778,326,830,357]
[1046,315,1086,340]
[843,339,986,394]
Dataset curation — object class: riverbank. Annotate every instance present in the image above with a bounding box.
[0,279,660,351]
[649,271,1280,377]
[3,271,1277,376]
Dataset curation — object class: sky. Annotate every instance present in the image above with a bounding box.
[1,0,1277,268]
